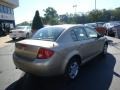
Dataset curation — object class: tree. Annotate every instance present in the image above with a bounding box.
[102,9,112,21]
[59,13,90,24]
[32,10,43,32]
[44,7,59,25]
[113,7,120,21]
[88,10,103,22]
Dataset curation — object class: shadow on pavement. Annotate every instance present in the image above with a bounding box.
[6,53,116,90]
[0,34,7,37]
[113,72,120,78]
[6,39,23,43]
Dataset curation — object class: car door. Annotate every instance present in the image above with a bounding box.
[84,27,104,55]
[71,27,96,60]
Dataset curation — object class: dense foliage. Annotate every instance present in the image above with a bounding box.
[43,7,59,25]
[17,7,120,25]
[60,7,120,24]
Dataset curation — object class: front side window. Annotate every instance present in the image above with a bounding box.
[32,27,64,41]
[84,27,98,38]
[72,27,88,41]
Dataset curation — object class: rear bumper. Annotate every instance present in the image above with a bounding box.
[13,53,64,76]
[9,33,26,39]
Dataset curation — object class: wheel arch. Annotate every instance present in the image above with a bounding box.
[61,52,82,74]
[105,41,108,45]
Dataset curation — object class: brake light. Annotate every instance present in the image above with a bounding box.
[37,48,54,59]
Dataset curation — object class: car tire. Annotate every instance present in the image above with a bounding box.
[101,43,108,56]
[26,33,29,39]
[12,38,16,41]
[64,57,80,80]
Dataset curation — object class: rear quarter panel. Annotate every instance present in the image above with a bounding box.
[53,42,81,74]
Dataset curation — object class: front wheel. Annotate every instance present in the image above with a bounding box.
[65,57,80,80]
[26,33,29,39]
[12,38,16,41]
[101,43,108,56]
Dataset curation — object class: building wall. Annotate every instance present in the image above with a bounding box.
[0,0,19,21]
[0,2,14,20]
[0,0,19,8]
[0,0,19,34]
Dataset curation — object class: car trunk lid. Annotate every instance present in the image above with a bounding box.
[15,39,57,60]
[10,29,25,34]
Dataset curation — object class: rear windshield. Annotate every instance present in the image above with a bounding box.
[32,27,64,41]
[15,26,25,29]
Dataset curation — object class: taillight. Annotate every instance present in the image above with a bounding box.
[37,48,54,59]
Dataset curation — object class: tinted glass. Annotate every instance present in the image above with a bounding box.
[0,5,4,13]
[32,27,64,41]
[0,5,2,12]
[7,8,11,14]
[3,5,6,13]
[11,8,14,14]
[4,6,8,13]
[73,27,88,41]
[84,27,98,38]
[70,30,77,41]
[15,26,25,29]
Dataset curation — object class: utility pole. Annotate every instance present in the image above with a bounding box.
[73,4,77,14]
[95,0,96,10]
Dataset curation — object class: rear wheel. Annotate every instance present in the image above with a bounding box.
[65,57,80,80]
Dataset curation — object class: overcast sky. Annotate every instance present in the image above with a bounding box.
[14,0,120,24]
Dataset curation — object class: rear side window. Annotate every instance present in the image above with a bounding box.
[32,27,64,41]
[71,27,88,41]
[70,30,77,41]
[84,27,98,38]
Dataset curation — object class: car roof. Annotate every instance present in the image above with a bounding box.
[44,24,84,30]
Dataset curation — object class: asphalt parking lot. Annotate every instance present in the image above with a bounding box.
[0,36,120,90]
